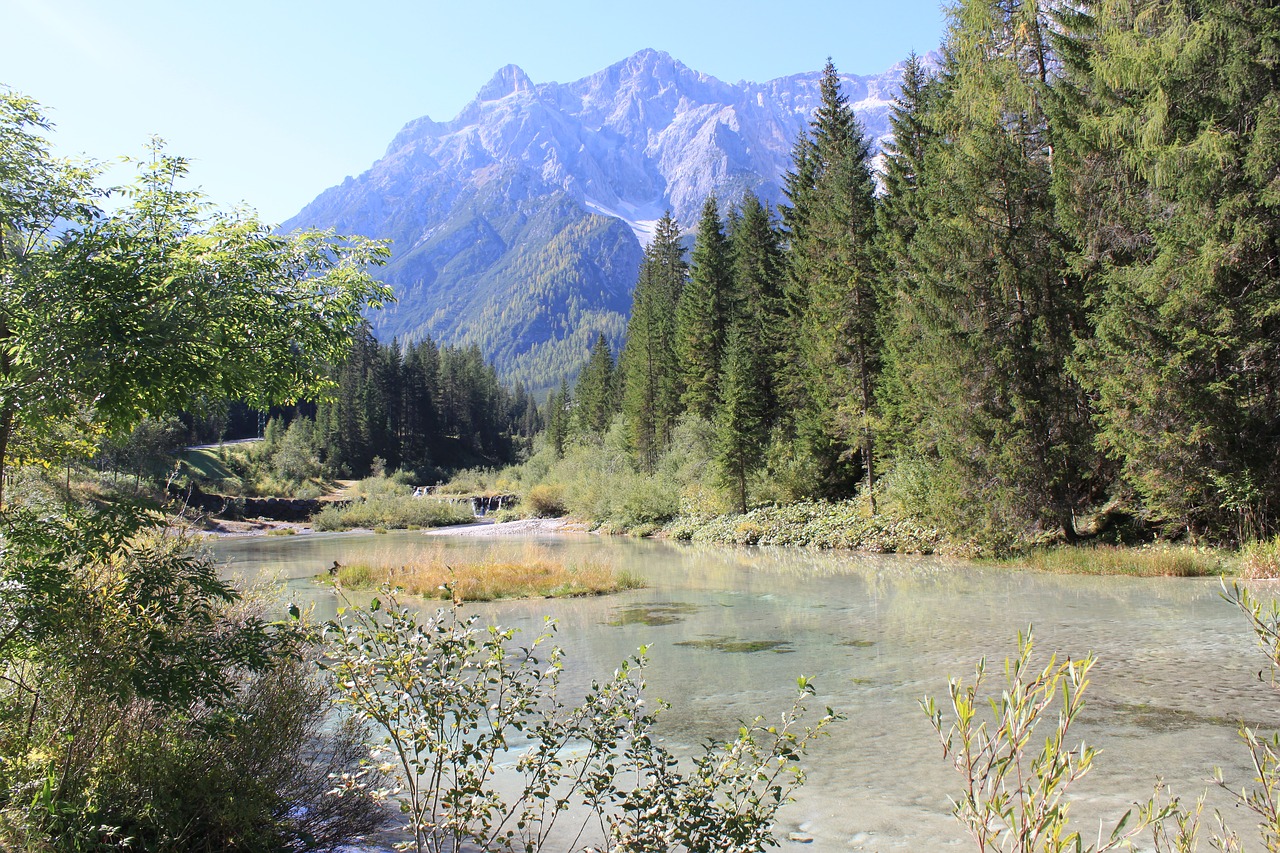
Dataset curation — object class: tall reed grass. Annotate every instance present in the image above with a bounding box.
[329,542,642,601]
[1240,536,1280,579]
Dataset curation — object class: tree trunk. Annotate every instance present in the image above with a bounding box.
[865,434,876,516]
[0,405,12,510]
[1061,511,1080,544]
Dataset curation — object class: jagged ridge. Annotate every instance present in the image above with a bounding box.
[284,49,927,393]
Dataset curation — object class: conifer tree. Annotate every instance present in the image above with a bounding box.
[1061,0,1280,539]
[676,198,733,420]
[619,213,687,470]
[898,0,1095,537]
[400,338,439,471]
[783,60,882,501]
[545,377,571,459]
[715,327,768,514]
[875,53,940,460]
[573,332,617,438]
[729,191,787,425]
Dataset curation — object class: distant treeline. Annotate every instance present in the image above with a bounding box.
[543,0,1280,546]
[245,332,537,480]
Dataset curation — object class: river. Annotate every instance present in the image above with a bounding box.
[213,530,1280,851]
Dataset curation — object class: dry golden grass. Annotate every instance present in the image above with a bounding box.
[330,542,642,601]
[1240,537,1280,579]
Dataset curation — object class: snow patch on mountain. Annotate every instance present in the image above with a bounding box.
[583,197,666,245]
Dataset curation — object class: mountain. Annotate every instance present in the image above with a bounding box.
[283,49,921,393]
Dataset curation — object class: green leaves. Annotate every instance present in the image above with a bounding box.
[324,593,838,853]
[924,627,1175,852]
[0,95,392,501]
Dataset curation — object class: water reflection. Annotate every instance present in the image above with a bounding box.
[212,531,1279,849]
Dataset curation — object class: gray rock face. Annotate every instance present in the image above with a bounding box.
[283,49,927,391]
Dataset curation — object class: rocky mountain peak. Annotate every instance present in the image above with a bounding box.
[476,63,534,102]
[284,50,923,392]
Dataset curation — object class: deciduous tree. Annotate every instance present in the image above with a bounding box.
[0,90,392,505]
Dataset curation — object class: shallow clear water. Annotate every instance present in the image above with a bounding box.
[214,531,1280,851]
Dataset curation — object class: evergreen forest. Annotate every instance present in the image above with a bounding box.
[529,0,1280,548]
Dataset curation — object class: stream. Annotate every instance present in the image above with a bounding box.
[213,530,1279,850]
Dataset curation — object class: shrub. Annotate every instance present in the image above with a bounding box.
[666,499,946,553]
[436,467,502,495]
[324,596,840,853]
[0,507,384,851]
[926,601,1280,852]
[354,471,412,499]
[311,495,473,531]
[525,483,567,517]
[922,627,1173,851]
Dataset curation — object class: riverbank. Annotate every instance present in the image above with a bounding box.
[663,499,948,554]
[196,516,588,540]
[423,517,589,537]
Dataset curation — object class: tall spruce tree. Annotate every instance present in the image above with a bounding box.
[875,53,940,461]
[729,191,787,426]
[1061,0,1280,540]
[619,213,687,470]
[573,332,617,438]
[715,326,768,514]
[783,60,882,501]
[676,198,733,420]
[545,377,571,459]
[898,0,1096,538]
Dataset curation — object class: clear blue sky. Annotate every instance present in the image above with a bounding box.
[4,0,948,223]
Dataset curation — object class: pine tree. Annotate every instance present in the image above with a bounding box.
[875,53,940,460]
[728,191,786,426]
[783,59,881,501]
[715,327,768,514]
[896,0,1095,538]
[545,377,571,459]
[619,213,687,470]
[676,197,733,420]
[400,338,439,471]
[1061,0,1280,540]
[573,332,617,437]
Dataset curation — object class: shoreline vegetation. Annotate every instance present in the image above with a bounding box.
[318,541,643,601]
[427,468,1266,578]
[185,466,1257,579]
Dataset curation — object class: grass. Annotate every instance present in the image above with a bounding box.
[1011,543,1231,577]
[1240,536,1280,579]
[323,542,644,602]
[180,448,237,481]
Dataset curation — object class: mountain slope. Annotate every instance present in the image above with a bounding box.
[284,49,921,392]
